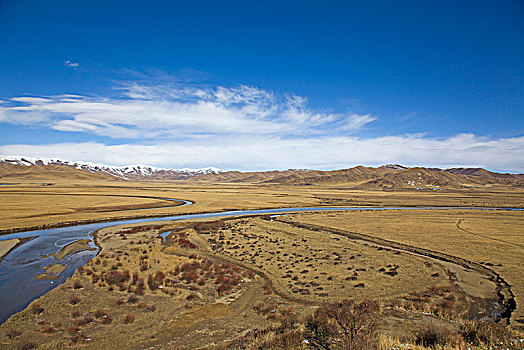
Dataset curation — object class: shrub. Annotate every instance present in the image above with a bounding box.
[144,304,156,312]
[415,324,455,347]
[187,293,199,301]
[6,328,21,339]
[69,295,81,305]
[73,280,83,289]
[30,303,44,315]
[182,271,198,284]
[263,282,273,295]
[41,325,58,333]
[194,220,225,233]
[101,315,113,324]
[105,270,130,285]
[460,320,515,347]
[440,300,454,309]
[116,298,125,305]
[71,310,81,318]
[132,271,139,285]
[123,314,135,324]
[73,315,93,326]
[15,341,37,350]
[94,309,106,318]
[127,294,139,303]
[153,271,165,282]
[66,326,81,336]
[304,299,380,350]
[147,274,159,290]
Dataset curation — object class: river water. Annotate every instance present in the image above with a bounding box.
[0,204,521,323]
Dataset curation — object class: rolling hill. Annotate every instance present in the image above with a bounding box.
[1,156,522,188]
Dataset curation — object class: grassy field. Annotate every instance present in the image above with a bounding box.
[1,179,522,232]
[284,209,524,325]
[0,179,522,349]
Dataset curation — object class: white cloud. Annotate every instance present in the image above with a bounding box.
[0,85,375,139]
[0,83,521,172]
[64,60,79,70]
[0,134,522,172]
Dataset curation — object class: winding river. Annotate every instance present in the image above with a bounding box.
[0,202,522,324]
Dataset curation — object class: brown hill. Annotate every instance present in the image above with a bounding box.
[1,159,522,188]
[189,165,524,188]
[0,162,114,182]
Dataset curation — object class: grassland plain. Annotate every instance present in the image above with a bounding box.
[0,218,459,348]
[0,178,523,349]
[0,179,522,232]
[1,214,521,349]
[284,209,524,325]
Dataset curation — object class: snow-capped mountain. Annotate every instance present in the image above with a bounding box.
[0,156,224,180]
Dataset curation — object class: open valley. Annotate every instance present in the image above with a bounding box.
[0,167,523,349]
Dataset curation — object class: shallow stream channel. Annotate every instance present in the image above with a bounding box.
[0,203,521,323]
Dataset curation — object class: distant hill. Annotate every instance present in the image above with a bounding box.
[190,165,524,188]
[0,156,223,181]
[1,156,522,188]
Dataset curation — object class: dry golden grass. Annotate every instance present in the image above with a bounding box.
[286,209,524,325]
[0,222,271,349]
[200,217,452,303]
[1,179,522,232]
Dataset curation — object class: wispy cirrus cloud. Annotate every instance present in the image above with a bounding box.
[0,84,375,139]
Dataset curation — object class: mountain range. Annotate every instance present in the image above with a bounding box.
[1,156,523,188]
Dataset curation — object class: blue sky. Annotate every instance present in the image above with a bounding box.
[0,0,523,171]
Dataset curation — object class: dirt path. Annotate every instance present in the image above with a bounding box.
[456,218,524,249]
[275,217,517,323]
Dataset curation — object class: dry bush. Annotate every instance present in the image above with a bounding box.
[460,320,517,348]
[30,303,44,315]
[73,315,93,326]
[69,295,81,305]
[131,271,139,285]
[147,273,160,290]
[304,298,380,350]
[194,220,225,233]
[123,314,135,324]
[414,323,457,347]
[104,270,130,285]
[5,328,21,339]
[101,315,113,324]
[187,293,199,301]
[66,326,81,336]
[257,330,304,349]
[15,341,37,350]
[127,294,139,303]
[263,281,273,295]
[144,304,156,312]
[94,309,106,318]
[40,325,58,333]
[71,310,81,318]
[73,280,83,289]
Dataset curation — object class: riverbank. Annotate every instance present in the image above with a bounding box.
[0,239,19,260]
[1,214,522,349]
[2,181,522,232]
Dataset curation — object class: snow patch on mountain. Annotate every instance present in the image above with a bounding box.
[0,156,224,180]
